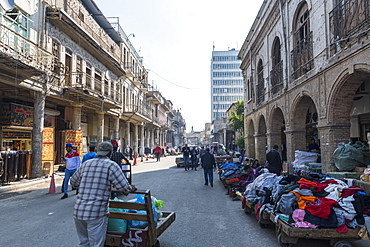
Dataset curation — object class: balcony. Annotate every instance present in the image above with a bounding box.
[122,103,151,124]
[0,23,52,78]
[329,0,370,55]
[46,3,122,75]
[62,72,121,108]
[270,60,283,95]
[124,63,134,77]
[291,32,313,80]
[146,91,163,104]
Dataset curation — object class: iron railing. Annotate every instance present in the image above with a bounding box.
[270,60,283,95]
[291,31,314,80]
[329,0,370,55]
[0,23,52,72]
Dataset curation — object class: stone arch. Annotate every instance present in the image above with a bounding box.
[245,118,256,158]
[256,114,267,163]
[289,93,318,158]
[269,106,286,160]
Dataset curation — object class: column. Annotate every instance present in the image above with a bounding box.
[71,104,83,130]
[150,129,154,149]
[284,129,305,169]
[267,131,282,151]
[126,122,131,146]
[255,134,267,164]
[113,116,120,141]
[31,91,45,178]
[96,111,104,144]
[140,125,145,156]
[134,124,138,155]
[318,124,350,173]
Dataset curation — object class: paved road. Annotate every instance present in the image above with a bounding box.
[0,156,369,246]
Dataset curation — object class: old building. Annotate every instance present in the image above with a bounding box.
[0,0,182,181]
[239,0,370,173]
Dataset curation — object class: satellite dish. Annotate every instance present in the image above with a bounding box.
[105,70,111,80]
[0,0,15,11]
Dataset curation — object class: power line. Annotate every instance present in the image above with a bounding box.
[144,63,208,90]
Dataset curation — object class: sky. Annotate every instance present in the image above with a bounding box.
[93,0,264,132]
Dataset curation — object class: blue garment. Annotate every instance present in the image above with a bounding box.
[183,156,190,170]
[82,152,98,163]
[63,168,77,195]
[204,169,213,185]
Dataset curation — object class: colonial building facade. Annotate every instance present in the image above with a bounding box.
[239,0,370,173]
[0,0,182,181]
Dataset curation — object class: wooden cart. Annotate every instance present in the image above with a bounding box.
[242,198,273,228]
[270,213,363,247]
[105,189,176,247]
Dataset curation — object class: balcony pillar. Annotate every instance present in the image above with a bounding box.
[139,125,145,156]
[31,91,45,178]
[134,124,138,155]
[71,104,83,130]
[126,122,131,147]
[96,111,105,144]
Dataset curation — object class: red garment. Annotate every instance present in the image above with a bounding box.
[336,224,348,233]
[341,186,364,198]
[316,179,338,192]
[305,198,338,219]
[297,178,319,190]
[154,146,162,153]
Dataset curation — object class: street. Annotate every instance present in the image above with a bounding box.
[0,156,369,247]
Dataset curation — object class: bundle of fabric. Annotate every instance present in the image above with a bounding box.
[219,162,244,180]
[273,176,370,234]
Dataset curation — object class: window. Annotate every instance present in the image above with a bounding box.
[52,39,61,73]
[271,37,283,94]
[76,56,83,84]
[256,59,264,104]
[291,1,313,79]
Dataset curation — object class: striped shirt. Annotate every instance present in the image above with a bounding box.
[70,157,132,220]
[65,151,81,170]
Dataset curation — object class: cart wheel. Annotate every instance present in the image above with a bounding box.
[333,241,352,247]
[244,206,252,215]
[152,240,160,247]
[258,220,268,228]
[277,233,295,247]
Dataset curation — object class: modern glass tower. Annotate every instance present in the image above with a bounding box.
[210,48,243,121]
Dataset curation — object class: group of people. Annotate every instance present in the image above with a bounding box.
[60,141,136,246]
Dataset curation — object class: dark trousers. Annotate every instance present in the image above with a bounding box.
[155,152,161,161]
[203,169,213,185]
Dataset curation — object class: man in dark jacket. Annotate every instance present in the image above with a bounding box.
[201,148,217,187]
[266,145,283,175]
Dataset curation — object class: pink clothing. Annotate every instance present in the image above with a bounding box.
[292,209,318,228]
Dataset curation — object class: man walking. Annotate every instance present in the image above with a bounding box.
[110,146,130,168]
[153,145,162,162]
[266,144,283,175]
[182,144,191,171]
[61,143,81,199]
[201,148,217,187]
[190,146,198,170]
[82,145,97,163]
[70,141,137,247]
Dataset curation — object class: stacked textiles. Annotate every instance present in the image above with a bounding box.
[242,171,370,234]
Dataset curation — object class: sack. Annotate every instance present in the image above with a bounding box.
[107,198,128,232]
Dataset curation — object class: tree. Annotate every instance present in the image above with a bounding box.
[227,100,244,135]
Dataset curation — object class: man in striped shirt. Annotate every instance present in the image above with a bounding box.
[61,143,81,199]
[71,141,137,247]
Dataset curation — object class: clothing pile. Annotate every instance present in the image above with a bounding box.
[242,170,370,236]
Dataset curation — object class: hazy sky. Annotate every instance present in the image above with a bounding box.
[94,0,263,131]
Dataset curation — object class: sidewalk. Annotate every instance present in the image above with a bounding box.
[0,154,174,193]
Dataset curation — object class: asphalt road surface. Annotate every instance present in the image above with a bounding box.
[0,156,369,247]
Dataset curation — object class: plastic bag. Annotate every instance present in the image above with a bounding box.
[128,194,160,229]
[334,141,370,171]
[107,198,128,232]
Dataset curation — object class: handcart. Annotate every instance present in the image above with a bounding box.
[270,213,363,247]
[105,189,176,247]
[242,198,273,228]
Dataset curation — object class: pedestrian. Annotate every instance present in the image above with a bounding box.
[70,141,137,247]
[153,145,162,162]
[201,148,216,187]
[61,143,81,199]
[182,144,191,171]
[110,146,130,168]
[198,146,206,166]
[82,145,98,163]
[129,146,133,160]
[190,146,198,170]
[307,138,320,152]
[266,144,283,175]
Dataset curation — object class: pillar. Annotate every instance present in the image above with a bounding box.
[113,116,120,141]
[255,134,267,164]
[133,124,138,155]
[284,129,306,167]
[31,91,45,178]
[125,121,131,147]
[71,104,83,130]
[140,125,145,156]
[150,129,154,149]
[267,131,282,151]
[318,124,350,173]
[96,111,104,144]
